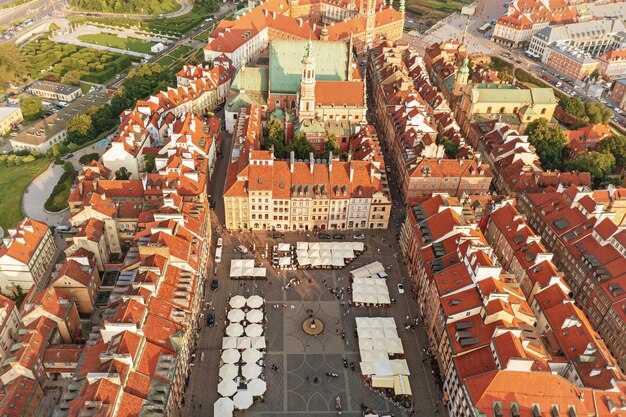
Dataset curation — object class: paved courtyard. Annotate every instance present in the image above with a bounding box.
[182,226,445,417]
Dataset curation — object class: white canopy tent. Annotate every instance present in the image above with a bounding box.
[247,378,267,396]
[236,337,251,350]
[246,295,264,309]
[242,348,262,364]
[221,349,240,364]
[233,390,254,410]
[245,323,264,337]
[219,364,238,380]
[277,243,291,252]
[242,363,262,379]
[214,397,234,417]
[350,262,386,279]
[229,295,246,308]
[222,337,238,349]
[226,323,244,337]
[217,379,238,396]
[251,336,266,349]
[228,309,245,323]
[246,309,264,323]
[278,257,291,267]
[230,260,266,279]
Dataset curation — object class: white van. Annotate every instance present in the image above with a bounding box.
[215,246,222,264]
[217,238,223,248]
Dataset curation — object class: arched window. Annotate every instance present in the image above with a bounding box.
[291,100,297,109]
[275,100,280,109]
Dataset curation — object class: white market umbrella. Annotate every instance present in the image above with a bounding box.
[221,349,240,364]
[245,323,264,337]
[226,323,244,337]
[236,337,251,350]
[247,378,267,396]
[246,309,264,323]
[233,390,254,410]
[222,337,238,349]
[230,295,246,308]
[228,309,245,322]
[246,295,264,308]
[217,379,238,397]
[214,397,234,417]
[242,348,262,363]
[251,336,266,349]
[219,364,239,380]
[242,363,262,379]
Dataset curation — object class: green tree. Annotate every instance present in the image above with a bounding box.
[110,93,131,117]
[585,101,612,124]
[441,137,459,158]
[568,151,615,183]
[63,161,75,173]
[525,118,567,170]
[559,96,585,118]
[321,133,339,159]
[19,95,43,121]
[67,113,93,144]
[590,68,600,81]
[88,105,114,134]
[116,167,131,180]
[49,22,60,32]
[288,134,314,160]
[143,153,156,172]
[598,135,626,169]
[263,119,286,158]
[122,63,168,102]
[0,42,29,91]
[61,70,82,86]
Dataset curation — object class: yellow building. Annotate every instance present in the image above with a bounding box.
[0,107,23,135]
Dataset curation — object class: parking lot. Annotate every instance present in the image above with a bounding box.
[181,224,446,417]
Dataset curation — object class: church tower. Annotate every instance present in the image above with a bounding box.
[453,57,470,95]
[299,40,316,120]
[361,0,376,42]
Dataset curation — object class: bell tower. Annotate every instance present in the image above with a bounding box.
[299,40,316,120]
[453,57,470,95]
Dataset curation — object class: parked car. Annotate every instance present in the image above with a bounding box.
[333,234,346,240]
[210,199,216,209]
[61,153,74,160]
[397,283,405,294]
[319,233,331,239]
[211,279,218,291]
[353,233,365,240]
[236,245,249,254]
[272,232,285,239]
[207,312,216,327]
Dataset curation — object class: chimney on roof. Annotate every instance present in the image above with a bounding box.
[309,152,314,174]
[313,23,316,31]
[298,18,303,28]
[370,164,375,182]
[272,11,276,18]
[264,8,268,16]
[349,163,354,182]
[328,151,333,172]
[290,151,295,173]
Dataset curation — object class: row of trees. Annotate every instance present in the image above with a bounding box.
[526,119,626,185]
[66,105,116,145]
[559,96,613,124]
[263,120,343,160]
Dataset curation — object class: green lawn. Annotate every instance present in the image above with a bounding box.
[169,45,192,59]
[155,55,175,67]
[406,0,472,16]
[77,33,157,54]
[44,170,77,212]
[0,158,50,234]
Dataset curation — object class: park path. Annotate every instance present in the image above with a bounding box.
[21,140,111,227]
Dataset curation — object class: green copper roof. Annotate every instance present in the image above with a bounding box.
[225,91,266,113]
[231,67,268,93]
[472,87,556,105]
[269,40,348,94]
[295,118,326,135]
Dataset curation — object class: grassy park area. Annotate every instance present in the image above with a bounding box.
[406,0,472,18]
[0,158,50,233]
[77,33,157,54]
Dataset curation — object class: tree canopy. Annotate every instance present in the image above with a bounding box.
[61,70,81,86]
[0,43,29,91]
[320,134,339,159]
[19,95,43,121]
[288,134,314,160]
[263,119,287,158]
[67,114,93,145]
[567,151,615,183]
[525,118,567,170]
[441,137,459,158]
[598,135,626,170]
[122,63,169,103]
[558,96,612,124]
